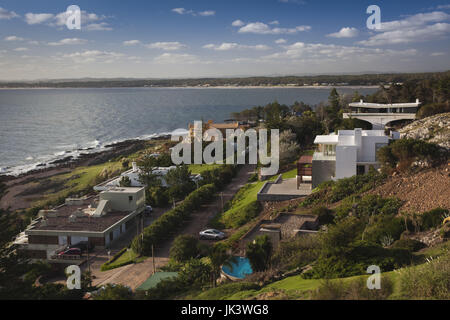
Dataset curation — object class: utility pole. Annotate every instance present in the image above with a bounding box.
[221,192,224,212]
[152,244,156,275]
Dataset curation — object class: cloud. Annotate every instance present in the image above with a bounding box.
[359,11,450,46]
[278,0,306,4]
[61,50,124,63]
[146,42,186,51]
[327,27,359,38]
[198,11,215,17]
[0,7,19,19]
[14,47,29,52]
[269,20,280,25]
[203,42,271,51]
[359,22,450,46]
[25,13,54,25]
[237,22,311,34]
[24,10,112,30]
[263,42,417,62]
[154,53,200,64]
[275,38,287,44]
[123,40,141,46]
[430,52,445,56]
[48,38,88,46]
[437,5,450,10]
[4,36,24,41]
[232,19,245,27]
[171,8,214,16]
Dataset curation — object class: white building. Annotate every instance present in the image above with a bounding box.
[94,162,202,191]
[311,128,399,188]
[343,99,420,129]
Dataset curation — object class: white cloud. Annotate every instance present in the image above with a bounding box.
[437,5,450,10]
[275,38,287,44]
[269,20,280,25]
[85,22,112,31]
[61,50,124,63]
[232,19,245,27]
[171,8,214,16]
[0,7,19,20]
[154,53,199,64]
[263,42,417,62]
[146,42,186,51]
[14,47,29,52]
[4,36,24,41]
[327,27,359,38]
[431,52,445,56]
[359,22,450,46]
[123,40,141,46]
[25,13,54,25]
[48,38,88,46]
[24,10,112,30]
[237,22,311,34]
[203,42,271,51]
[198,11,215,17]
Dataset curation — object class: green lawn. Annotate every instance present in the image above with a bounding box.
[101,248,147,271]
[188,164,223,174]
[281,168,297,179]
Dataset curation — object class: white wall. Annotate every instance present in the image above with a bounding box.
[358,136,389,162]
[336,145,357,179]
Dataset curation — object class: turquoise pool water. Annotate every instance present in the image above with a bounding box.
[221,256,253,279]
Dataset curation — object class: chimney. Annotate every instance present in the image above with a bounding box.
[416,98,419,104]
[132,162,138,171]
[360,99,363,103]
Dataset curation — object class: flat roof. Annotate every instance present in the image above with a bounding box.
[27,199,135,233]
[314,135,338,144]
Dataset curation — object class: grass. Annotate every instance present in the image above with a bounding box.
[33,161,123,207]
[101,248,147,271]
[188,164,223,174]
[281,168,297,179]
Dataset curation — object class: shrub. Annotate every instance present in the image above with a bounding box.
[363,216,405,245]
[169,235,201,263]
[93,284,133,300]
[194,282,261,300]
[312,206,335,225]
[420,208,449,230]
[416,103,450,119]
[391,239,426,252]
[271,235,319,271]
[246,235,273,272]
[400,253,450,299]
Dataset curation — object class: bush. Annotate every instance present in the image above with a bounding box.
[363,216,405,245]
[271,235,319,272]
[400,253,450,299]
[132,183,217,255]
[194,282,261,300]
[246,235,273,272]
[420,207,449,230]
[312,206,334,225]
[93,284,133,300]
[391,239,426,252]
[169,235,201,263]
[416,103,450,119]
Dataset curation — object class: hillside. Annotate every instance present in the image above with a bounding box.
[399,112,450,149]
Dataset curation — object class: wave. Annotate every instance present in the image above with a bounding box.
[0,131,172,177]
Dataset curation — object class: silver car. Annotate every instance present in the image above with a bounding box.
[199,229,226,240]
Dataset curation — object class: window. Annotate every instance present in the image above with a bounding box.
[128,195,133,202]
[375,143,388,161]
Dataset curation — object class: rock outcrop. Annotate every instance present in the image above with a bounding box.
[399,112,450,149]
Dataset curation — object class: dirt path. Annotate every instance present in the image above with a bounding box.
[89,164,256,290]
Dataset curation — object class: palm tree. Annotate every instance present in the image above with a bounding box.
[209,243,236,287]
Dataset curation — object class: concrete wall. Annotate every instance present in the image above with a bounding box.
[100,188,145,212]
[312,160,335,189]
[335,145,357,179]
[358,136,389,162]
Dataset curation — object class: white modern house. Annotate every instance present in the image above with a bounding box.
[343,99,420,129]
[312,128,399,188]
[94,162,202,191]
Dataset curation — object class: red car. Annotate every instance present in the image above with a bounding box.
[58,247,82,257]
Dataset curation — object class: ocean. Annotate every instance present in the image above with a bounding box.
[0,87,377,175]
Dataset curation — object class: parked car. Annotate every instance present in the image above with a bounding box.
[199,229,226,240]
[145,205,153,214]
[69,241,95,253]
[58,247,82,257]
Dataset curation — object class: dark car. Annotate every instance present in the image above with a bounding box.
[58,247,82,257]
[69,241,95,253]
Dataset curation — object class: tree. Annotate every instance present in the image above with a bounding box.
[93,284,133,300]
[246,235,273,272]
[119,176,131,187]
[169,235,200,263]
[166,165,195,201]
[209,243,231,287]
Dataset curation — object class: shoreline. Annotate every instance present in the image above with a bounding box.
[0,85,379,90]
[0,135,169,183]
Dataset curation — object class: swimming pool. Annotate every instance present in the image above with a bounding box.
[221,256,253,280]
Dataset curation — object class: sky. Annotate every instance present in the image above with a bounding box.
[0,0,449,80]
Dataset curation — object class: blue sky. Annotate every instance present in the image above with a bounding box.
[0,0,449,80]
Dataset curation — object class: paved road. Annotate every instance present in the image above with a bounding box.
[89,164,256,290]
